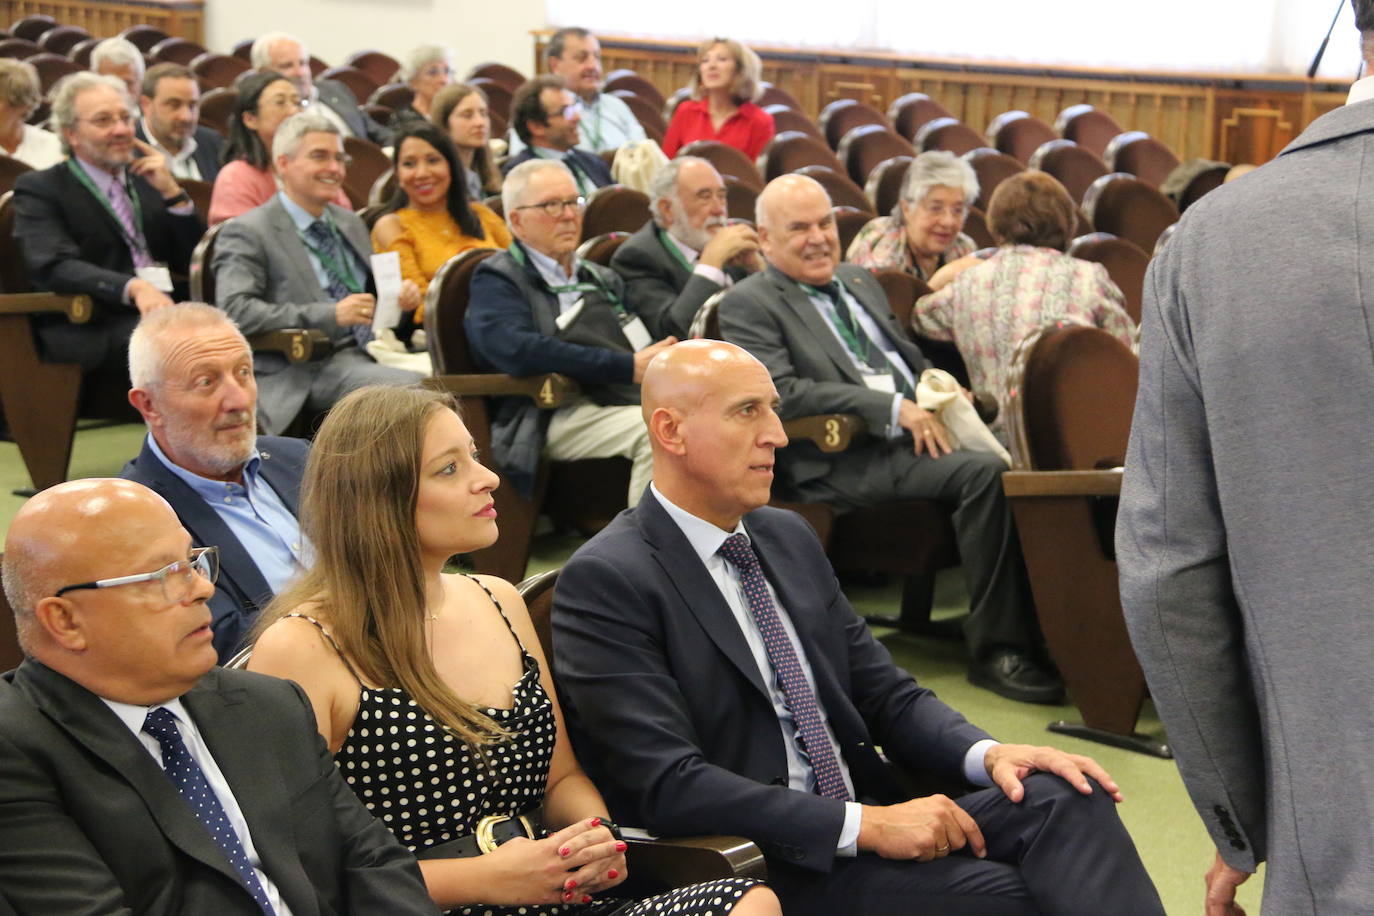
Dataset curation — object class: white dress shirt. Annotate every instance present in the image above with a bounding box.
[662,230,728,287]
[101,696,294,915]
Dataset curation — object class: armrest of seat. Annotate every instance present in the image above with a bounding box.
[246,329,332,364]
[0,293,93,323]
[1001,468,1122,498]
[782,414,866,453]
[619,834,766,897]
[427,372,581,408]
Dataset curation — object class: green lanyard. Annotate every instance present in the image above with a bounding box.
[66,159,148,257]
[658,228,695,273]
[297,216,363,294]
[581,98,605,151]
[800,281,871,364]
[511,241,625,313]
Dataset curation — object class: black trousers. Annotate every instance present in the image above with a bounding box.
[765,774,1164,915]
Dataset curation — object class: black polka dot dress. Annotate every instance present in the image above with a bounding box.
[319,584,761,916]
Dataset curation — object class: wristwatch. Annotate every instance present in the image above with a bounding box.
[162,190,190,207]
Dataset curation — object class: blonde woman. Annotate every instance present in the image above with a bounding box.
[661,38,773,160]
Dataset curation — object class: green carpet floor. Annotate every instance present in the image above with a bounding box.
[0,424,1264,913]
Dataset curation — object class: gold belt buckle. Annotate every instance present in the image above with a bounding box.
[475,813,535,854]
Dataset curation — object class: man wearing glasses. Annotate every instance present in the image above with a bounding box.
[13,72,203,370]
[0,478,439,915]
[214,112,423,436]
[466,159,676,503]
[612,156,763,339]
[502,75,614,197]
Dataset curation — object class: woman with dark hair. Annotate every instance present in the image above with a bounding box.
[208,70,348,225]
[370,120,511,323]
[661,37,773,160]
[911,170,1134,441]
[248,386,779,916]
[431,82,502,200]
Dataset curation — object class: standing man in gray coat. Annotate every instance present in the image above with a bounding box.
[1117,9,1374,910]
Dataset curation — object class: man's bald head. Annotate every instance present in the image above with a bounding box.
[3,479,217,702]
[643,341,786,530]
[755,174,840,286]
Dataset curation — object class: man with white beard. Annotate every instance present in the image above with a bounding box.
[611,156,763,338]
[121,303,309,663]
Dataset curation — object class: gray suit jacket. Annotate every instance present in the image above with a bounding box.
[1117,100,1374,913]
[0,662,438,915]
[717,263,928,490]
[610,222,748,339]
[212,195,374,424]
[315,79,393,146]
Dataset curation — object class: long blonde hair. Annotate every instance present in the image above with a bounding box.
[258,385,507,748]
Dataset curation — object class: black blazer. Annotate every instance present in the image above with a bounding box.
[610,221,750,339]
[12,160,204,311]
[121,435,309,662]
[552,493,990,872]
[499,147,614,189]
[135,122,226,184]
[0,662,439,915]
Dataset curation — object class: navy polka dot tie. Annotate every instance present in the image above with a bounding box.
[142,707,276,914]
[718,533,851,801]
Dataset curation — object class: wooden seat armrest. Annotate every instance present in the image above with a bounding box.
[427,372,580,407]
[619,834,766,896]
[1001,468,1123,498]
[0,293,93,323]
[246,329,332,364]
[783,413,866,452]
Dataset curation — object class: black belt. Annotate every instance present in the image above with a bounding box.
[414,811,544,860]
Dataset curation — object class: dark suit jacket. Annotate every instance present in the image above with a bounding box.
[0,661,438,915]
[315,79,393,147]
[551,493,990,872]
[135,122,225,184]
[610,221,749,339]
[718,263,929,489]
[121,435,308,662]
[499,147,614,189]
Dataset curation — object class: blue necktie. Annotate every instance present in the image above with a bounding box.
[142,707,276,915]
[718,533,851,801]
[305,219,372,347]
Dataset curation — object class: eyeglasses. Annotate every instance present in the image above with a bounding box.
[914,200,968,221]
[514,196,586,218]
[55,546,220,604]
[304,150,352,167]
[260,94,304,111]
[419,63,452,78]
[78,112,134,129]
[547,100,583,121]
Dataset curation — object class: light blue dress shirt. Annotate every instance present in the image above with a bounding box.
[524,242,587,314]
[147,433,305,595]
[507,90,646,155]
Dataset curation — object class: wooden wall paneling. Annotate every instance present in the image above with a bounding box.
[2,0,203,43]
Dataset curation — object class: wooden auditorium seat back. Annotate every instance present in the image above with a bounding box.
[575,231,631,267]
[188,219,227,304]
[888,92,952,143]
[914,117,986,156]
[1066,232,1149,325]
[602,70,665,110]
[863,155,912,215]
[757,131,844,183]
[793,165,872,214]
[963,147,1025,213]
[836,124,916,186]
[341,136,391,210]
[986,110,1057,164]
[819,98,889,150]
[345,49,401,87]
[1028,139,1108,205]
[765,105,824,143]
[319,65,379,105]
[1104,131,1181,189]
[1054,104,1123,158]
[0,154,33,200]
[1081,172,1179,254]
[678,140,763,190]
[581,184,651,239]
[466,62,526,94]
[424,248,499,376]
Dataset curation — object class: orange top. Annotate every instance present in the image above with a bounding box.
[372,203,512,321]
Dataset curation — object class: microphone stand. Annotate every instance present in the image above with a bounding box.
[1308,0,1348,79]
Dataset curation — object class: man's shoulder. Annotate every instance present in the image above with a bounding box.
[472,248,522,281]
[613,222,665,266]
[325,201,367,233]
[721,265,782,306]
[194,125,224,150]
[259,435,310,461]
[314,77,359,106]
[13,159,73,196]
[223,195,283,235]
[501,149,536,175]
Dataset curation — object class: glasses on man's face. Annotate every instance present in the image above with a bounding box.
[79,112,134,130]
[304,150,352,167]
[515,196,586,218]
[548,100,583,121]
[55,546,220,605]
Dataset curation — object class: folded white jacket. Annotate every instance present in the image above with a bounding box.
[915,368,1012,467]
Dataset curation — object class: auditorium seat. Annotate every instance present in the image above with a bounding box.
[0,154,32,197]
[723,175,758,221]
[963,205,995,249]
[1105,131,1180,188]
[963,148,1025,213]
[1178,164,1229,211]
[0,38,41,59]
[758,130,844,182]
[24,53,80,93]
[340,136,391,210]
[467,62,526,93]
[366,166,395,206]
[609,89,667,143]
[663,86,691,121]
[36,24,89,57]
[149,37,207,66]
[1027,139,1108,205]
[575,231,631,267]
[468,77,514,122]
[756,81,804,112]
[864,154,912,215]
[679,139,763,190]
[819,98,889,150]
[345,49,400,87]
[581,184,651,239]
[68,37,100,68]
[836,123,916,186]
[9,15,55,43]
[603,70,665,110]
[118,24,169,53]
[190,52,251,91]
[1066,232,1149,325]
[1055,103,1123,158]
[873,269,971,388]
[319,65,379,106]
[230,38,254,63]
[1081,172,1179,254]
[180,178,213,223]
[197,86,236,136]
[914,117,985,156]
[986,110,1057,164]
[764,104,825,143]
[888,92,953,143]
[368,83,414,112]
[794,165,872,213]
[832,205,871,255]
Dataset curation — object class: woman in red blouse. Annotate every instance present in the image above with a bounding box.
[661,37,774,161]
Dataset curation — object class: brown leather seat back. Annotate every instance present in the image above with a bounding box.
[424,247,499,375]
[987,110,1057,164]
[1067,232,1149,324]
[965,148,1025,212]
[1055,104,1123,158]
[1081,172,1179,254]
[1028,139,1108,205]
[582,184,651,239]
[836,124,916,186]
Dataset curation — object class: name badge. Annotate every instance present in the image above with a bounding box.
[555,297,586,330]
[620,313,653,352]
[136,264,174,293]
[862,373,896,393]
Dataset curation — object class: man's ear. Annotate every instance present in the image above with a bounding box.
[33,596,89,652]
[129,387,161,428]
[648,406,687,456]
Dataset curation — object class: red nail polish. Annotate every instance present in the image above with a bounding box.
[614,841,627,852]
[582,895,592,904]
[563,892,573,902]
[566,880,577,890]
[607,869,618,879]
[559,845,571,857]
[590,817,601,827]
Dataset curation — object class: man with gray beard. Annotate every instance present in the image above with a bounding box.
[121,303,308,662]
[611,156,762,338]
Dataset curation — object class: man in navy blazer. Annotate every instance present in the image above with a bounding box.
[13,73,203,370]
[501,75,614,195]
[552,341,1162,915]
[122,304,308,662]
[0,478,437,915]
[136,62,224,184]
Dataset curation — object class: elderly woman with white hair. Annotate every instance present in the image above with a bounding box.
[0,58,62,169]
[398,44,454,121]
[847,150,980,282]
